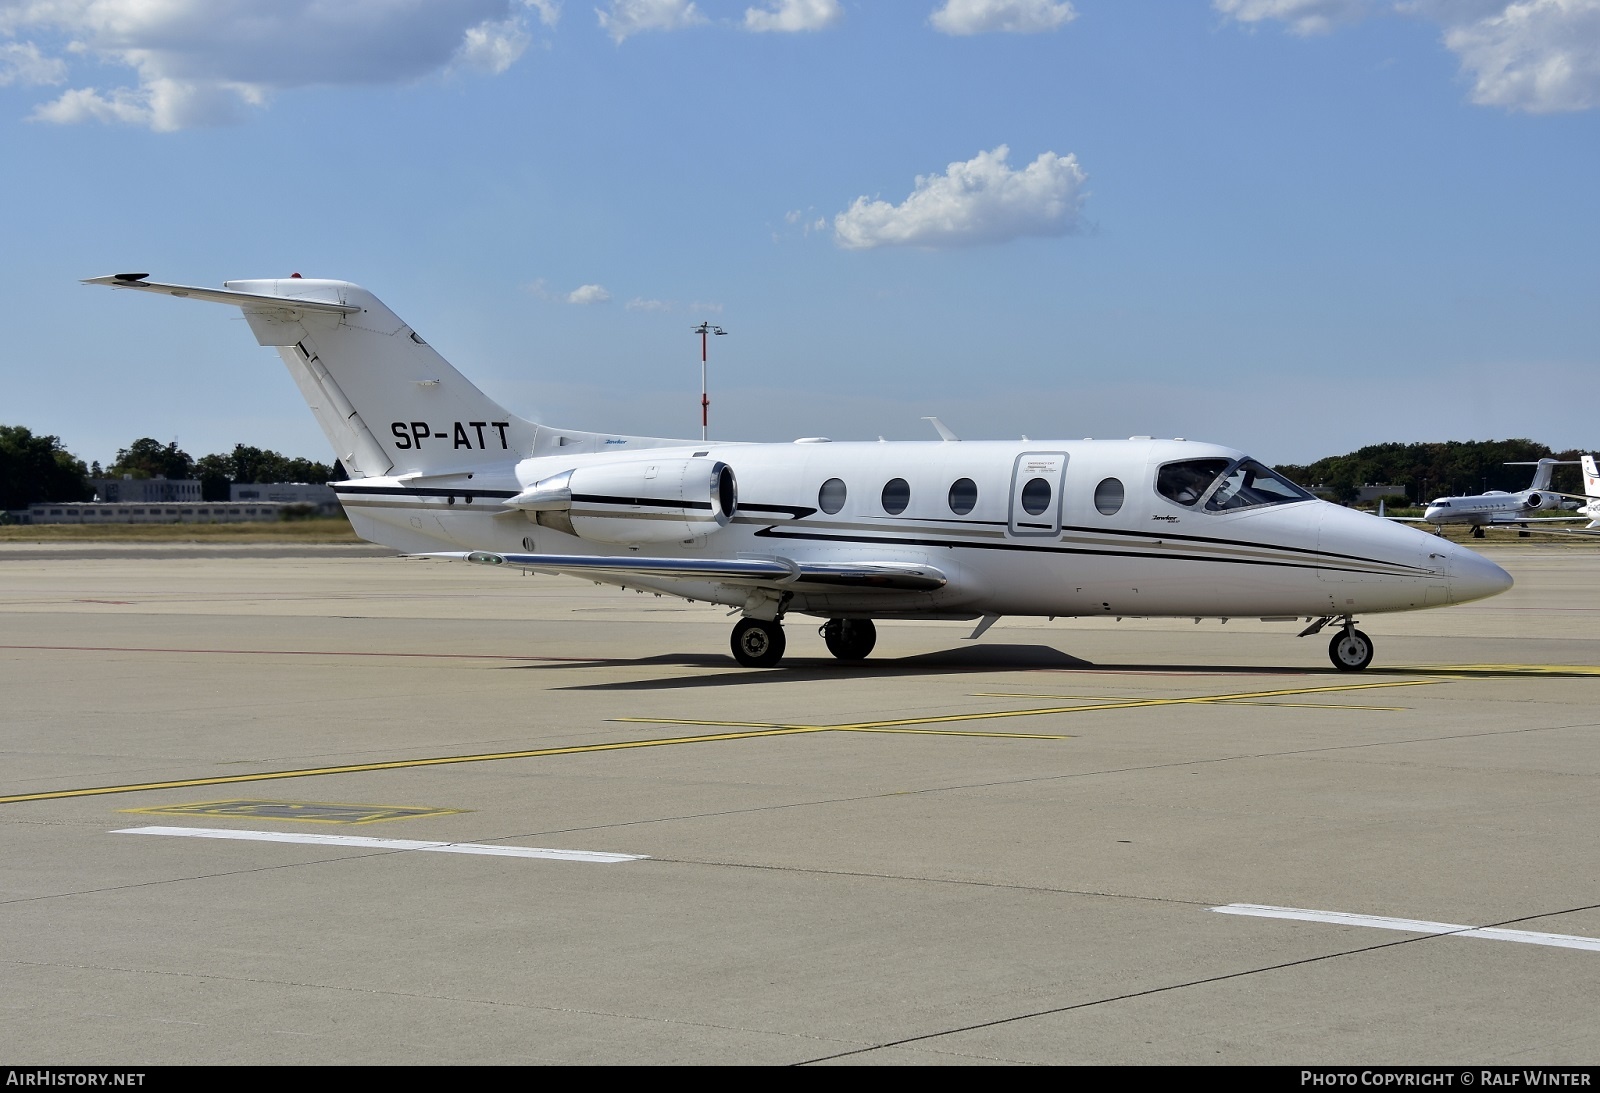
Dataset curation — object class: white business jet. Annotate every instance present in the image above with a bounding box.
[1467,455,1600,539]
[1414,459,1589,538]
[84,274,1513,672]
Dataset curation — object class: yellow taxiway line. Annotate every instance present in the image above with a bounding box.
[0,678,1443,807]
[615,679,1445,734]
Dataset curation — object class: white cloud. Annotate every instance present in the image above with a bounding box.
[744,0,842,33]
[455,16,534,75]
[0,41,67,86]
[1212,0,1370,36]
[626,296,672,311]
[7,1,547,131]
[833,145,1088,250]
[929,0,1077,35]
[1441,0,1600,113]
[690,300,723,313]
[1218,1,1600,113]
[568,284,613,304]
[596,0,705,43]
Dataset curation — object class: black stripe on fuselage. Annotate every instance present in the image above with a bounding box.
[333,487,1424,577]
[750,526,1428,578]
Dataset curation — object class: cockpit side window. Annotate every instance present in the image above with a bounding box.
[1156,459,1231,507]
[1204,459,1314,512]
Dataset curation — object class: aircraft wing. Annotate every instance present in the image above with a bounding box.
[419,551,949,591]
[1482,524,1600,537]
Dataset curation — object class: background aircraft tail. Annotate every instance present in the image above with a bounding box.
[1584,455,1600,527]
[1523,457,1560,492]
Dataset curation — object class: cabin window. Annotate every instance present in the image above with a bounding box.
[948,478,977,515]
[1094,477,1124,515]
[881,478,910,515]
[1020,478,1052,516]
[1156,459,1231,507]
[1205,460,1313,512]
[819,478,847,514]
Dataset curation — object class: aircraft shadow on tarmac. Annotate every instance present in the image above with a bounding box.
[512,644,1333,692]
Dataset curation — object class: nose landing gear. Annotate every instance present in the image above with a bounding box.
[1328,621,1374,672]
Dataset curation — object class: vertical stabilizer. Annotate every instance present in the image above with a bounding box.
[82,274,537,480]
[1583,455,1600,528]
[1527,458,1558,492]
[221,279,536,479]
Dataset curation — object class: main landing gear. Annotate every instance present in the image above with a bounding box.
[821,618,876,660]
[727,616,879,667]
[730,617,786,668]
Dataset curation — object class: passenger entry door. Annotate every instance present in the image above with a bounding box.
[1009,452,1068,536]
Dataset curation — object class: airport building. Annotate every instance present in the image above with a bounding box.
[229,482,340,514]
[9,501,287,524]
[91,476,202,503]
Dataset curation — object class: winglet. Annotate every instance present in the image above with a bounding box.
[922,417,959,442]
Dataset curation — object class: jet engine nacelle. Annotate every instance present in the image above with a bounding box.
[1524,491,1560,511]
[511,458,737,545]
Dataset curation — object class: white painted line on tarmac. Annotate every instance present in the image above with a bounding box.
[1212,903,1600,952]
[113,825,648,863]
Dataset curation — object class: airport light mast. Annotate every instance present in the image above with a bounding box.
[693,321,727,441]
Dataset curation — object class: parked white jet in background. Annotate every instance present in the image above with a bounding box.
[1469,455,1600,539]
[84,273,1513,672]
[1413,459,1589,538]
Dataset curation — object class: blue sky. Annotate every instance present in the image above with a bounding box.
[2,0,1596,469]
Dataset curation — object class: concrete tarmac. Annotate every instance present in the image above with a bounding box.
[2,541,1598,1065]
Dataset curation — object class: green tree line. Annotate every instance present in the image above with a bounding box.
[2,425,339,510]
[1275,439,1594,504]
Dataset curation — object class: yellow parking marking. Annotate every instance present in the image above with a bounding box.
[610,717,1070,739]
[1399,664,1600,677]
[613,680,1440,733]
[0,679,1447,808]
[120,800,468,825]
[971,691,1411,711]
[0,726,835,805]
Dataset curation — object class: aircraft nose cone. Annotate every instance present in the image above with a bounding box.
[1448,548,1513,604]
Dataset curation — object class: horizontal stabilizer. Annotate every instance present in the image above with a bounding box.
[82,275,360,316]
[419,551,948,592]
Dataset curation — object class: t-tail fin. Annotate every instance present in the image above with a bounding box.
[1528,457,1558,492]
[83,275,535,479]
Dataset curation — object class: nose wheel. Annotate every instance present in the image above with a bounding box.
[821,618,877,661]
[1328,626,1374,671]
[730,617,786,667]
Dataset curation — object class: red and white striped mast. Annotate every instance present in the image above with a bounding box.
[692,321,727,441]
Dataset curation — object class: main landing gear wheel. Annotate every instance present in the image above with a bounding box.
[1328,627,1374,672]
[821,618,877,661]
[731,618,786,668]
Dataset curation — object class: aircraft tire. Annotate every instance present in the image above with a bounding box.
[821,618,877,661]
[731,618,786,667]
[1328,628,1374,672]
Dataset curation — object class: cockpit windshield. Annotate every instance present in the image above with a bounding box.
[1156,458,1313,512]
